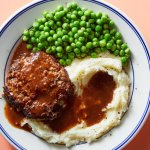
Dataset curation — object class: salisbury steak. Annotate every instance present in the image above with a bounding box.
[4,51,74,120]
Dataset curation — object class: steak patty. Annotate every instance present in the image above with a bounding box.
[4,51,74,120]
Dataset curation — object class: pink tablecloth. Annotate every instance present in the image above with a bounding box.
[0,0,150,150]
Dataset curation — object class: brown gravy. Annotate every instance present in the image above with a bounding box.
[5,104,31,131]
[47,71,116,133]
[5,41,116,133]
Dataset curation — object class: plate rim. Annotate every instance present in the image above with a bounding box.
[0,0,150,150]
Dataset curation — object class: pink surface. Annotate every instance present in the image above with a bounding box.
[0,0,149,150]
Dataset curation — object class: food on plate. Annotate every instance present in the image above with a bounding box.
[3,2,131,147]
[22,3,130,66]
[4,50,74,120]
[23,56,130,146]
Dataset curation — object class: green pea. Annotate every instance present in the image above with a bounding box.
[69,37,74,43]
[84,32,88,38]
[121,43,128,50]
[116,39,123,45]
[71,2,77,9]
[109,20,115,27]
[103,29,109,34]
[65,46,72,52]
[53,34,58,40]
[68,52,75,59]
[80,21,86,27]
[43,11,48,17]
[89,19,95,24]
[35,31,40,37]
[50,30,55,35]
[44,32,49,37]
[101,14,108,23]
[30,37,36,43]
[43,41,48,47]
[62,35,69,41]
[78,10,84,16]
[91,12,96,19]
[78,30,84,36]
[32,47,40,52]
[110,28,117,35]
[125,48,130,54]
[86,28,92,33]
[120,49,125,56]
[59,59,66,66]
[23,30,29,36]
[76,41,82,48]
[81,46,87,53]
[115,32,122,39]
[39,34,47,41]
[72,27,78,34]
[73,21,80,27]
[46,47,52,54]
[51,46,56,53]
[68,31,73,37]
[62,23,69,29]
[113,50,119,56]
[96,19,102,25]
[95,25,102,32]
[57,52,63,58]
[84,10,92,17]
[121,56,128,64]
[117,44,121,50]
[81,16,86,21]
[72,10,78,15]
[66,59,72,65]
[78,37,85,42]
[56,5,64,11]
[33,22,39,28]
[104,33,111,41]
[22,36,28,42]
[56,46,63,52]
[91,52,97,58]
[86,42,93,49]
[99,39,106,47]
[26,44,33,49]
[74,48,80,54]
[49,20,54,27]
[71,14,77,20]
[93,41,99,47]
[57,31,63,37]
[38,43,44,49]
[41,17,47,23]
[96,12,102,18]
[55,41,60,46]
[43,26,49,32]
[71,43,76,48]
[39,25,44,30]
[62,29,67,35]
[106,42,113,49]
[111,44,117,51]
[103,24,109,29]
[55,12,62,20]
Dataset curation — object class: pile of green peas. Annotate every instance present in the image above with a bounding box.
[22,2,130,66]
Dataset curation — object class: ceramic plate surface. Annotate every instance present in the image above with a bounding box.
[0,0,150,150]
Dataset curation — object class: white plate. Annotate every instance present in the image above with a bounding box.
[0,0,150,150]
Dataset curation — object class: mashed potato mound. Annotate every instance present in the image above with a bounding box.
[22,55,130,147]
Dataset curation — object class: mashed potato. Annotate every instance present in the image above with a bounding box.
[22,55,130,147]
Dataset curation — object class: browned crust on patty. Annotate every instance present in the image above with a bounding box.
[4,51,74,120]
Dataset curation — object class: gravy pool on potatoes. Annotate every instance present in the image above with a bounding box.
[4,41,116,134]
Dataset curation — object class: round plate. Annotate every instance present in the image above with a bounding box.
[0,0,150,150]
